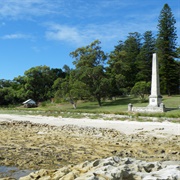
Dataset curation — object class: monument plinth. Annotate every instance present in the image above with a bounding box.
[148,53,162,107]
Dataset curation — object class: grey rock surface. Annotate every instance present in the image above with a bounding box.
[19,157,180,180]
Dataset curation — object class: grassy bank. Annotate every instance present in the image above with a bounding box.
[0,95,179,119]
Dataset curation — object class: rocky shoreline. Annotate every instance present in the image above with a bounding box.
[0,120,179,179]
[19,157,180,180]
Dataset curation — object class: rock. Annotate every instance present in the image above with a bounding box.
[113,156,120,163]
[111,169,123,179]
[19,157,180,180]
[124,158,132,164]
[61,170,80,180]
[93,159,101,167]
[143,163,155,172]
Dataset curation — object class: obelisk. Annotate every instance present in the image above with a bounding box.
[148,53,162,107]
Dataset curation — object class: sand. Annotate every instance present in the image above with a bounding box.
[0,114,179,135]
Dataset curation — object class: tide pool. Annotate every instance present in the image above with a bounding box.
[0,166,35,179]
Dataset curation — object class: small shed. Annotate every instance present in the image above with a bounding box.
[23,99,37,108]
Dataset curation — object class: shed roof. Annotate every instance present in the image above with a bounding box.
[23,99,36,104]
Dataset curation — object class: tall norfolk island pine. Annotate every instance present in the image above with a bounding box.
[156,3,179,95]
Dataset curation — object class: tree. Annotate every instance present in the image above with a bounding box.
[136,31,156,82]
[0,79,20,105]
[13,76,28,102]
[63,64,71,74]
[107,32,142,95]
[0,79,12,88]
[131,81,150,102]
[121,32,142,91]
[107,41,128,96]
[176,46,180,58]
[54,70,89,108]
[156,3,179,95]
[70,40,109,106]
[0,85,15,105]
[23,66,64,102]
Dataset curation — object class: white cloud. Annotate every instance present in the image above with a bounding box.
[45,19,157,49]
[0,0,156,20]
[31,45,48,53]
[1,0,176,48]
[46,24,83,45]
[1,33,33,40]
[0,0,64,19]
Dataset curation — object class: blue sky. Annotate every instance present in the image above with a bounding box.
[0,0,179,80]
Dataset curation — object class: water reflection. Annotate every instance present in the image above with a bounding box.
[0,166,35,179]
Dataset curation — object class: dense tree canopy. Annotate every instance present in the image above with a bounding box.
[0,66,66,105]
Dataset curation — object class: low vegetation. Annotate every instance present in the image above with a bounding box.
[0,95,179,120]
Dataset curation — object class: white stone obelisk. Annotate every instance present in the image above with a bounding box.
[149,53,162,107]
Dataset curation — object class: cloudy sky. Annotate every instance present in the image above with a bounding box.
[0,0,179,80]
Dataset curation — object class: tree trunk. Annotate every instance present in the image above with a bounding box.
[96,96,101,107]
[72,103,76,109]
[70,98,77,109]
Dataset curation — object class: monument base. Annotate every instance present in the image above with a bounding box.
[132,106,165,113]
[128,103,165,113]
[148,95,162,107]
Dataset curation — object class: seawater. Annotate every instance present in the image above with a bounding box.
[0,166,35,179]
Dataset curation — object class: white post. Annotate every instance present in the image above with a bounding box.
[149,53,162,107]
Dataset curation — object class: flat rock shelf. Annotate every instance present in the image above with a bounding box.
[0,115,179,179]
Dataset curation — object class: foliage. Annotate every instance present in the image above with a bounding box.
[23,66,65,102]
[176,46,180,58]
[53,65,90,108]
[135,31,156,82]
[55,75,89,108]
[107,42,128,96]
[0,66,66,106]
[156,4,179,95]
[131,81,151,102]
[70,40,109,106]
[0,79,24,105]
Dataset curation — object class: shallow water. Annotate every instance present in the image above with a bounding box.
[0,166,35,179]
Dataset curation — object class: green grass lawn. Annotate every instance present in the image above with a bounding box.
[0,95,179,118]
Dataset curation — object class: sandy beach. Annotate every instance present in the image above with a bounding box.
[0,114,179,135]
